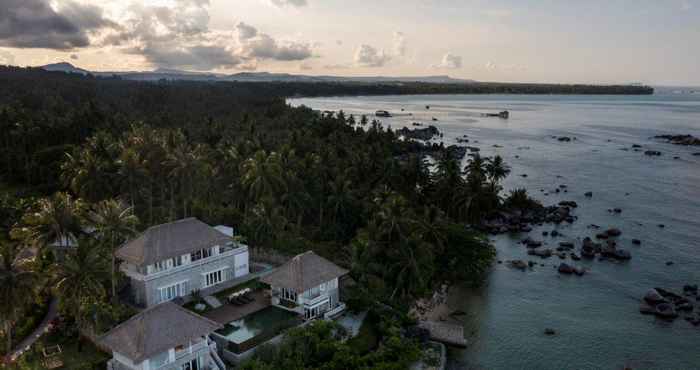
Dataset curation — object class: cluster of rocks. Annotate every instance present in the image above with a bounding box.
[640,286,699,325]
[654,134,700,146]
[580,230,632,261]
[397,125,441,141]
[481,201,578,235]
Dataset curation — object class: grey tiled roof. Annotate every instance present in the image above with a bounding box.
[261,251,348,293]
[116,218,231,266]
[98,302,222,363]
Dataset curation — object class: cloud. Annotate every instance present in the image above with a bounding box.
[354,44,391,67]
[237,24,313,61]
[0,49,14,65]
[483,61,525,71]
[0,0,118,50]
[108,1,313,70]
[270,0,308,7]
[236,22,258,41]
[70,54,79,60]
[433,53,462,69]
[393,32,406,57]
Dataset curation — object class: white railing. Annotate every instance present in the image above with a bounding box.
[125,245,247,282]
[304,293,329,307]
[324,303,346,319]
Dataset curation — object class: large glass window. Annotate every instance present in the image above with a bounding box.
[204,270,223,287]
[181,357,200,370]
[159,281,188,303]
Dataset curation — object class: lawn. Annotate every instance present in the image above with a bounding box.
[14,332,110,370]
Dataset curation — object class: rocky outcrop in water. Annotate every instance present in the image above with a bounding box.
[397,125,440,141]
[640,287,698,323]
[654,134,700,146]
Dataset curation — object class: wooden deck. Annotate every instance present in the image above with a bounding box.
[203,290,271,324]
[417,320,467,348]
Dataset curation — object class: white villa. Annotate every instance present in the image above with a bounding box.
[261,251,348,320]
[100,302,225,370]
[116,218,250,307]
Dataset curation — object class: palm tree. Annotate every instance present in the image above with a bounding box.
[20,192,84,253]
[0,242,37,354]
[54,238,108,351]
[485,155,510,193]
[241,150,286,206]
[88,199,138,302]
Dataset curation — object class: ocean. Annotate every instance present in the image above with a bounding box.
[289,93,700,370]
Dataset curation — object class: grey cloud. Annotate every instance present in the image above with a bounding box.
[238,24,313,61]
[0,0,117,49]
[236,22,258,41]
[128,44,243,70]
[354,44,391,67]
[270,0,308,7]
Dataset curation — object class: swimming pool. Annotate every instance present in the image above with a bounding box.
[215,306,300,345]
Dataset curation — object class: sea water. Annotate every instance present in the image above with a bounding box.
[289,93,700,370]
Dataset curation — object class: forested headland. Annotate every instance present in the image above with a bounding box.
[1,66,546,368]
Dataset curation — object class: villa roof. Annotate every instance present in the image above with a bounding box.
[98,302,222,363]
[261,251,348,293]
[116,218,231,266]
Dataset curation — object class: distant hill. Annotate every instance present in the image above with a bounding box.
[41,62,475,84]
[42,62,90,75]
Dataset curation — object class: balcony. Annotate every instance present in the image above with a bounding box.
[124,245,248,281]
[304,293,329,308]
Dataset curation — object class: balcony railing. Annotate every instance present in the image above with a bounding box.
[124,245,248,281]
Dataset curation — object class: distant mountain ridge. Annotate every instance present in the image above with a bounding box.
[40,62,475,84]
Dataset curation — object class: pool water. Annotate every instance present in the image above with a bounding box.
[215,306,299,344]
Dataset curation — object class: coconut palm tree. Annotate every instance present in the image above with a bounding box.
[88,199,138,302]
[485,155,511,193]
[20,192,84,253]
[241,150,286,206]
[0,242,37,354]
[54,238,108,351]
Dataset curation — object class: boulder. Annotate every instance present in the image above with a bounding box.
[544,328,556,335]
[654,303,678,319]
[570,253,581,261]
[551,230,560,237]
[683,284,698,296]
[559,241,574,248]
[644,289,667,304]
[639,302,656,315]
[558,263,574,274]
[558,201,578,208]
[606,228,622,237]
[509,260,527,270]
[632,239,642,245]
[644,150,662,156]
[613,249,632,260]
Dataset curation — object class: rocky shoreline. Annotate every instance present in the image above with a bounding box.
[640,286,699,325]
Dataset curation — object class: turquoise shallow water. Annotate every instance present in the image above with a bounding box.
[290,93,700,370]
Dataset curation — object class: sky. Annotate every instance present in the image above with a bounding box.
[0,0,698,85]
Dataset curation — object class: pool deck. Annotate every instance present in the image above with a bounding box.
[203,290,272,325]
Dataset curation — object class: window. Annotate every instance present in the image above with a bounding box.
[190,250,202,262]
[304,302,330,320]
[159,281,188,303]
[191,247,213,262]
[150,351,170,368]
[181,357,200,370]
[204,270,223,287]
[173,255,183,267]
